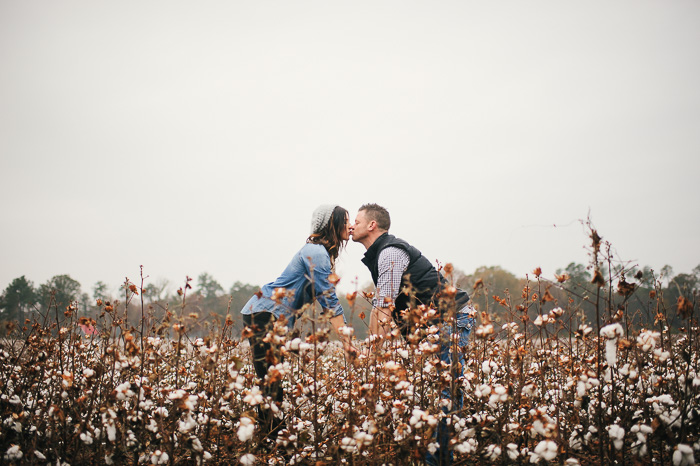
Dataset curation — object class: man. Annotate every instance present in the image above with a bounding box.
[351,203,475,465]
[351,203,474,337]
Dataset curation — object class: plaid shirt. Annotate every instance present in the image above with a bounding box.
[373,247,410,308]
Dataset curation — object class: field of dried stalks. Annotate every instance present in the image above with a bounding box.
[1,235,698,465]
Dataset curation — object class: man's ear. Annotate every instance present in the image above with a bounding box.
[368,220,377,231]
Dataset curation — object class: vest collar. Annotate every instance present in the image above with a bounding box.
[361,232,392,267]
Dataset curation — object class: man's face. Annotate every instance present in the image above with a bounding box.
[351,210,371,243]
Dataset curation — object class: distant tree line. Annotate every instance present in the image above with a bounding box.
[2,262,698,338]
[452,262,700,333]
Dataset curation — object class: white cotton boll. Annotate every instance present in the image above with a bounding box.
[354,431,373,446]
[362,420,378,435]
[397,348,409,359]
[480,384,492,397]
[150,450,169,465]
[237,417,255,442]
[299,342,312,351]
[619,364,630,376]
[534,440,558,462]
[289,338,301,351]
[569,431,582,451]
[395,380,411,391]
[673,444,695,466]
[522,383,536,397]
[339,326,354,337]
[532,420,547,437]
[482,360,492,375]
[183,395,198,411]
[340,437,356,452]
[191,438,203,452]
[606,424,625,450]
[426,414,438,428]
[565,459,581,465]
[507,443,520,460]
[454,439,476,455]
[4,445,23,461]
[409,409,426,428]
[486,444,502,461]
[169,389,187,400]
[600,323,623,339]
[243,387,263,406]
[384,361,401,371]
[654,349,671,362]
[600,323,623,367]
[576,380,588,398]
[80,432,93,445]
[239,453,256,466]
[637,330,660,352]
[551,307,564,317]
[106,421,117,442]
[489,385,508,404]
[179,414,197,433]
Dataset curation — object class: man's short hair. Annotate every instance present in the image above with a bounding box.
[359,203,391,230]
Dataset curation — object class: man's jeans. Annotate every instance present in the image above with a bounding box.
[426,313,475,466]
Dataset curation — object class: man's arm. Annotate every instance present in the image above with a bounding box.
[370,306,393,338]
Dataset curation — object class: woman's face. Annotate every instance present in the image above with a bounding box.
[341,213,351,241]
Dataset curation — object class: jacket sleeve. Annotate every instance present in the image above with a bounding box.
[305,248,344,318]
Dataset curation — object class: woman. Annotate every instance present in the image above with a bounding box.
[240,204,355,440]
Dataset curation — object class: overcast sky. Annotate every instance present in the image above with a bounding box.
[1,1,699,299]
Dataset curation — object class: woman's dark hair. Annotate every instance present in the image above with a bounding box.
[307,206,348,264]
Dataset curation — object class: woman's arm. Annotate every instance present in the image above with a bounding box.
[304,245,357,355]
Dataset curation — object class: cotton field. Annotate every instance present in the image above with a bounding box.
[0,269,698,465]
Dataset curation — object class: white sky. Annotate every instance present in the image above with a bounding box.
[1,1,699,298]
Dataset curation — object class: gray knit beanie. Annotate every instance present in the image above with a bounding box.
[310,204,337,234]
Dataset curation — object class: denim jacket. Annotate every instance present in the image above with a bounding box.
[240,243,344,327]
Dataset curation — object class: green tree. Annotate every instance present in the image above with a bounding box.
[144,278,170,304]
[0,276,37,322]
[227,281,260,332]
[38,275,82,312]
[92,281,110,302]
[557,262,592,287]
[456,265,522,315]
[197,273,224,300]
[660,264,675,286]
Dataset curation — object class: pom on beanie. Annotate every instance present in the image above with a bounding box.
[310,204,337,234]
